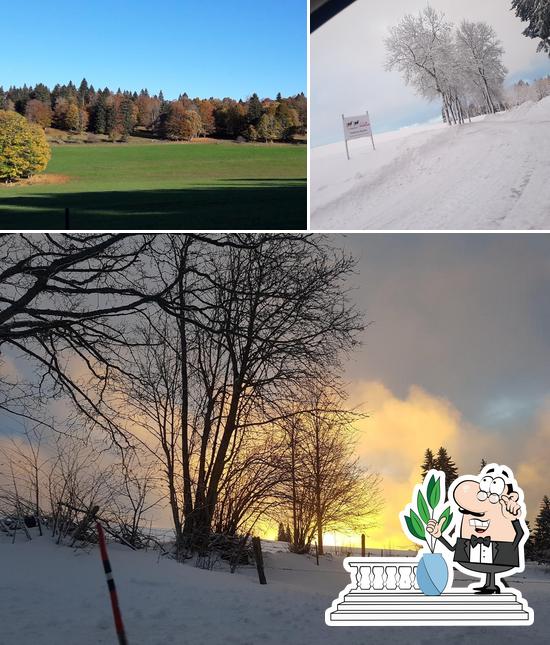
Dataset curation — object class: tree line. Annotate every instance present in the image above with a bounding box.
[0,235,380,560]
[0,81,307,143]
[506,75,550,106]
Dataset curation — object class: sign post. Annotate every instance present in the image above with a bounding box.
[342,111,376,160]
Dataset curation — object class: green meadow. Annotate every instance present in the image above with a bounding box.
[0,142,306,229]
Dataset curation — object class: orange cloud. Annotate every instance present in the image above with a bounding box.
[349,381,497,548]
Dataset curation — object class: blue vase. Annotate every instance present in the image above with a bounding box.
[416,553,448,596]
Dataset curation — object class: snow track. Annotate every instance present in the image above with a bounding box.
[311,98,550,230]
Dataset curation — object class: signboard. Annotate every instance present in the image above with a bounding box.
[342,111,376,159]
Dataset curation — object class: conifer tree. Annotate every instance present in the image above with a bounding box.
[32,83,51,105]
[119,96,136,139]
[105,102,117,138]
[434,447,459,493]
[421,448,436,479]
[512,0,550,54]
[247,93,263,126]
[533,495,550,559]
[524,520,535,560]
[90,94,107,134]
[78,78,89,106]
[277,522,286,542]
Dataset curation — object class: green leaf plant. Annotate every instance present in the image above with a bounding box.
[402,471,453,553]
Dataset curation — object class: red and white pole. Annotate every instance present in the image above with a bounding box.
[96,521,128,645]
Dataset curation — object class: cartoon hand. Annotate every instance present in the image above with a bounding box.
[426,518,445,539]
[499,494,522,520]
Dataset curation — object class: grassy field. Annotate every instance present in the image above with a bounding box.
[0,142,306,229]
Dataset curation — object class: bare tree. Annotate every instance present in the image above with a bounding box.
[278,390,383,555]
[110,234,363,552]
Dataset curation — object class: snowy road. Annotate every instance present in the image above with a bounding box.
[311,98,550,230]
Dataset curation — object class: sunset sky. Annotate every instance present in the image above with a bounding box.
[337,234,550,548]
[1,234,549,549]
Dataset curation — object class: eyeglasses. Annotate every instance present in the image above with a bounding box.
[477,491,500,504]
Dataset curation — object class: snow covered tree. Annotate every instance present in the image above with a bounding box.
[386,7,508,124]
[385,6,465,125]
[455,20,507,114]
[512,0,550,55]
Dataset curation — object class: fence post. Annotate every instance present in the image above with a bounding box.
[97,521,128,645]
[252,536,267,585]
[361,534,366,558]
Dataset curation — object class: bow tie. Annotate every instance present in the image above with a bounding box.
[470,535,491,548]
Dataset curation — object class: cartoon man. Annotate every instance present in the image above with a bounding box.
[427,464,527,595]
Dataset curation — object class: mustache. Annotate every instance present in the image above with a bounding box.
[458,506,485,518]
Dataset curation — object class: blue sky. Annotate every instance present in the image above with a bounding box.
[3,0,306,100]
[312,0,550,146]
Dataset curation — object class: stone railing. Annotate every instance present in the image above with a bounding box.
[344,557,420,593]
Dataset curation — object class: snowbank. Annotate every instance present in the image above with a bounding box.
[1,535,549,644]
[311,99,550,230]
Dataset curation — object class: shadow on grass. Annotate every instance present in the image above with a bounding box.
[0,181,306,230]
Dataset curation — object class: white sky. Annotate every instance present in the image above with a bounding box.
[311,0,550,146]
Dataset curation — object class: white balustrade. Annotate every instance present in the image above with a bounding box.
[345,557,420,593]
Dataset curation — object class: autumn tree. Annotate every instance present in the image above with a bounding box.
[158,102,201,140]
[198,100,216,136]
[0,110,51,181]
[257,113,282,143]
[136,93,160,129]
[25,99,52,128]
[276,102,300,140]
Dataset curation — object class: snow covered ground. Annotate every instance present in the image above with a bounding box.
[1,535,549,644]
[311,98,550,230]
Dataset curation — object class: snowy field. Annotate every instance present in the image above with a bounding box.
[311,98,550,230]
[1,535,549,644]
